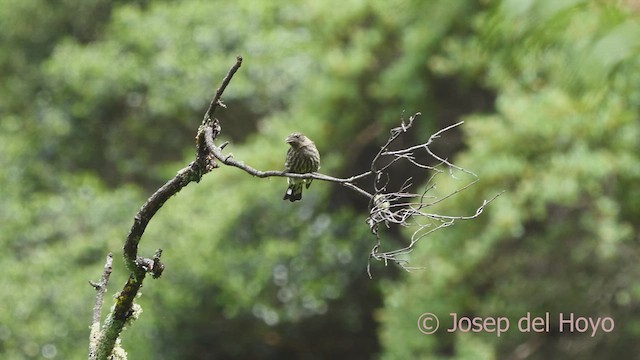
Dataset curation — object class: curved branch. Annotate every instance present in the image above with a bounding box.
[203,56,243,124]
[91,56,243,360]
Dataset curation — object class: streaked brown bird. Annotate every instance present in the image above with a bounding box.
[283,132,320,202]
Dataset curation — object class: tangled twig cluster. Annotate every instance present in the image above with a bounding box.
[363,113,503,277]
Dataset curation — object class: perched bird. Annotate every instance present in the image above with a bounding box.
[283,132,320,202]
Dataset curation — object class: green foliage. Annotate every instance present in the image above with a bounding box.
[380,1,640,358]
[39,0,320,187]
[0,175,141,359]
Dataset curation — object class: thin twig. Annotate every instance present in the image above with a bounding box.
[203,56,243,124]
[204,128,374,198]
[88,253,113,360]
[364,116,502,277]
[381,121,465,156]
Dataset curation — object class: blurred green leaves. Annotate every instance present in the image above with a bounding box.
[380,1,640,359]
[0,174,140,359]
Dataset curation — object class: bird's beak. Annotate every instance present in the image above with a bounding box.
[285,135,293,143]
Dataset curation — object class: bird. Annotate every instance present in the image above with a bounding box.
[283,132,320,202]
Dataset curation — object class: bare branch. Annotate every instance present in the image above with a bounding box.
[91,57,243,360]
[203,56,243,125]
[204,129,374,199]
[381,120,464,156]
[367,190,504,269]
[362,115,502,277]
[88,253,113,360]
[381,120,477,178]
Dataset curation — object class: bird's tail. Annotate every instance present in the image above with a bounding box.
[283,183,303,202]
